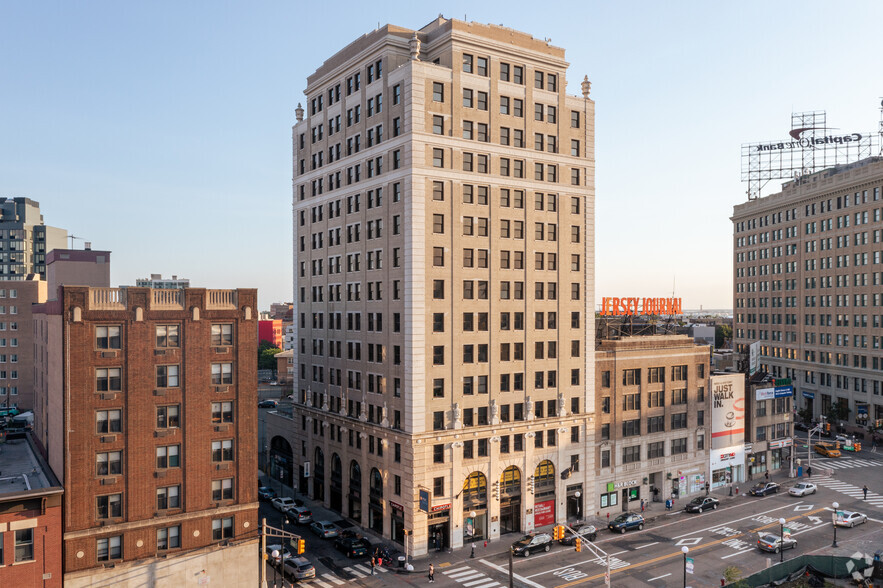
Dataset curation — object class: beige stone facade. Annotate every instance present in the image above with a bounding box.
[594,335,711,514]
[282,17,595,555]
[732,157,883,430]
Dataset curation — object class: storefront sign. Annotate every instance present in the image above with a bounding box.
[599,297,682,316]
[612,480,638,489]
[430,503,451,513]
[769,438,793,449]
[802,391,815,399]
[419,489,430,513]
[756,386,793,400]
[711,444,745,469]
[534,499,555,526]
[711,374,745,449]
[389,501,404,512]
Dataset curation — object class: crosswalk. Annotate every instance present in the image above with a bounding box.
[442,564,503,588]
[812,457,883,470]
[814,478,883,509]
[342,562,390,578]
[300,573,346,588]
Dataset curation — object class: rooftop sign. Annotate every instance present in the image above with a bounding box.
[599,297,682,316]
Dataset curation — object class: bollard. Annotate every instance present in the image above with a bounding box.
[484,540,487,548]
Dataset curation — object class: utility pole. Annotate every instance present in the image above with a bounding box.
[260,518,268,588]
[508,548,514,588]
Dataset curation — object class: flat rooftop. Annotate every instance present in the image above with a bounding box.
[0,435,56,494]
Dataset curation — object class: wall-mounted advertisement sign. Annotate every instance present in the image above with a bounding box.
[711,374,745,450]
[755,385,793,400]
[749,342,760,376]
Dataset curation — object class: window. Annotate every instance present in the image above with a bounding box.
[648,367,665,383]
[157,485,181,510]
[96,535,122,561]
[211,324,233,346]
[622,445,640,464]
[97,493,122,519]
[212,363,233,385]
[571,111,580,128]
[156,445,180,468]
[649,390,665,408]
[433,444,444,463]
[155,325,179,348]
[96,326,121,349]
[432,82,444,102]
[96,368,121,392]
[212,439,234,462]
[433,115,444,135]
[671,438,688,454]
[622,369,641,386]
[672,388,687,405]
[157,405,180,429]
[433,476,445,497]
[647,415,664,433]
[433,148,444,168]
[156,364,179,388]
[622,419,641,436]
[212,478,234,501]
[601,451,611,469]
[157,525,181,550]
[623,393,640,411]
[671,413,688,430]
[672,365,688,381]
[648,442,665,458]
[212,401,234,424]
[96,409,122,434]
[212,517,234,541]
[96,451,122,476]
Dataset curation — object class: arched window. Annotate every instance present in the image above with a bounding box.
[534,460,555,489]
[370,468,384,498]
[500,466,521,496]
[462,472,487,502]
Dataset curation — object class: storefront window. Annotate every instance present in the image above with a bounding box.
[600,491,618,508]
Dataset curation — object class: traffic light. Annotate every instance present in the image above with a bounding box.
[574,537,582,552]
[552,526,560,540]
[825,423,831,432]
[297,539,305,554]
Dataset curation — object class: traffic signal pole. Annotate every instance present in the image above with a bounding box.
[261,519,303,588]
[563,524,611,585]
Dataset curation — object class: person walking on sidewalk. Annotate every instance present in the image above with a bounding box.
[863,484,869,500]
[806,466,812,478]
[764,471,770,482]
[705,481,710,496]
[371,557,376,575]
[429,563,435,583]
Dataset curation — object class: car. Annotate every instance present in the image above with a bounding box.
[757,533,796,553]
[684,496,720,513]
[788,482,817,497]
[558,523,597,544]
[794,422,810,432]
[265,544,292,565]
[335,536,370,558]
[310,520,339,538]
[258,486,277,501]
[834,511,868,528]
[282,556,316,580]
[749,482,780,496]
[511,533,553,557]
[289,506,313,524]
[608,513,645,534]
[835,434,850,444]
[258,399,278,409]
[272,497,297,513]
[814,442,841,457]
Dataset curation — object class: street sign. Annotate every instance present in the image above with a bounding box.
[419,489,430,513]
[685,557,694,574]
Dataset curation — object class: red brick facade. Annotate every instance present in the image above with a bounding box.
[0,494,63,587]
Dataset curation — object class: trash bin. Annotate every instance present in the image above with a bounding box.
[398,556,406,569]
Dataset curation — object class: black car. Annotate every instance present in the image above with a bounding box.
[258,486,277,501]
[749,482,779,497]
[558,523,597,544]
[334,537,368,558]
[258,399,278,409]
[684,496,719,513]
[794,422,810,432]
[511,533,553,557]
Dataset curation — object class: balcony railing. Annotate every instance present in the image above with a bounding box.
[90,288,126,310]
[151,289,184,310]
[206,290,237,310]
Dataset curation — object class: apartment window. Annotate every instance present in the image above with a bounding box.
[156,365,179,388]
[96,326,121,349]
[534,103,544,121]
[571,111,580,128]
[96,451,122,476]
[212,439,234,462]
[622,369,641,386]
[96,409,122,434]
[500,96,510,115]
[433,444,444,463]
[601,371,610,387]
[622,446,640,464]
[622,419,641,437]
[157,485,181,510]
[672,365,688,381]
[433,476,445,497]
[156,445,181,468]
[432,82,444,102]
[672,388,687,405]
[647,415,664,433]
[671,413,688,430]
[433,346,444,365]
[212,401,234,424]
[212,324,233,346]
[433,411,445,430]
[671,438,688,455]
[649,390,665,408]
[157,405,180,429]
[212,478,234,501]
[393,84,401,104]
[157,525,181,550]
[500,62,510,81]
[623,393,640,411]
[212,363,233,385]
[433,247,445,267]
[433,280,444,299]
[433,115,444,135]
[97,493,122,519]
[96,535,122,562]
[648,367,665,383]
[212,517,234,541]
[433,148,444,168]
[513,66,523,84]
[433,378,444,398]
[96,368,121,392]
[155,325,179,348]
[601,450,611,468]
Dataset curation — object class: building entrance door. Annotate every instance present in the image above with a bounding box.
[499,497,521,535]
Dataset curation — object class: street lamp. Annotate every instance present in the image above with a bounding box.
[470,510,477,558]
[832,502,839,548]
[271,549,279,588]
[681,546,689,587]
[778,518,786,562]
[575,491,581,520]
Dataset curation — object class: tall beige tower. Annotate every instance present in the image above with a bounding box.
[286,17,595,555]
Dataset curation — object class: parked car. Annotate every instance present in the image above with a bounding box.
[834,511,868,528]
[558,523,597,544]
[310,520,339,538]
[335,536,369,558]
[814,442,841,457]
[272,497,297,513]
[684,496,720,513]
[794,422,810,432]
[608,513,645,534]
[282,556,316,580]
[258,399,278,409]
[757,533,796,553]
[511,533,553,557]
[290,506,313,524]
[265,544,292,565]
[258,486,277,501]
[749,482,780,497]
[788,482,817,497]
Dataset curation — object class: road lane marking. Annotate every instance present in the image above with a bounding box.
[635,542,658,549]
[479,559,546,588]
[648,573,671,581]
[721,548,754,559]
[526,551,628,578]
[671,501,804,539]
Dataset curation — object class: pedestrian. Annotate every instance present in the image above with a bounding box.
[641,499,645,513]
[429,563,435,583]
[764,471,770,482]
[371,557,376,575]
[863,484,869,500]
[807,466,812,478]
[705,481,710,496]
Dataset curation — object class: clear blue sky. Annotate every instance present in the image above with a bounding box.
[2,1,881,310]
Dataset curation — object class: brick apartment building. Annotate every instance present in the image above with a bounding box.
[33,286,259,586]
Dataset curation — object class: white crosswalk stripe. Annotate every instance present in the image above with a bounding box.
[466,582,501,588]
[439,566,500,587]
[815,478,883,505]
[311,580,332,588]
[322,573,345,585]
[344,566,366,578]
[443,566,473,575]
[812,458,883,470]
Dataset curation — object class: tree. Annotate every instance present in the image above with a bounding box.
[797,406,812,426]
[258,340,282,370]
[722,565,749,587]
[715,324,733,349]
[825,399,849,426]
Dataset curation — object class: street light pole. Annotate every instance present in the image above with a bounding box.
[778,517,786,563]
[681,546,689,587]
[832,501,839,548]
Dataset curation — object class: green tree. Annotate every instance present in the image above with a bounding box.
[258,340,282,370]
[825,399,849,425]
[722,565,749,587]
[715,324,733,349]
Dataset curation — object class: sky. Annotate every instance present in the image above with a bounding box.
[1,1,881,311]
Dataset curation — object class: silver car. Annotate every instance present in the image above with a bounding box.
[757,533,796,553]
[282,556,316,580]
[788,482,817,496]
[310,520,339,538]
[835,511,868,527]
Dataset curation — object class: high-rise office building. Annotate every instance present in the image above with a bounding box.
[732,157,883,431]
[0,197,67,280]
[277,17,595,555]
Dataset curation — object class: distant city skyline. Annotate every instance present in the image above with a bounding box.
[2,1,881,310]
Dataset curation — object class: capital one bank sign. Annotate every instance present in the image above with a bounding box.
[710,374,745,450]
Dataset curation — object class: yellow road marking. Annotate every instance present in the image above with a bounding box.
[554,507,830,588]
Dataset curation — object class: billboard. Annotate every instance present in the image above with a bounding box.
[749,342,760,376]
[755,385,793,401]
[711,373,745,450]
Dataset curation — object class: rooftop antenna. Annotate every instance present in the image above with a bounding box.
[67,235,83,248]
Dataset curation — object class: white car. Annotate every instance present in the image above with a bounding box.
[834,511,868,528]
[309,520,339,538]
[272,497,296,513]
[289,505,313,524]
[788,482,817,496]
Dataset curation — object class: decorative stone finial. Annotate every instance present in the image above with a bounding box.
[295,102,304,122]
[581,76,591,99]
[409,33,421,61]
